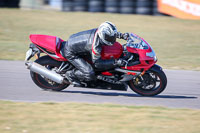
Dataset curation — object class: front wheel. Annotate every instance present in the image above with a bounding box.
[30,56,70,91]
[129,66,167,96]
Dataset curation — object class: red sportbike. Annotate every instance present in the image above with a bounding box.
[25,33,167,96]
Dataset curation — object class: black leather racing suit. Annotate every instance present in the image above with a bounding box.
[62,28,125,82]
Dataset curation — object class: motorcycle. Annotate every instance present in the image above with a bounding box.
[25,33,167,96]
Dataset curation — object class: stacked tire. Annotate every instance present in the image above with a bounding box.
[136,0,153,15]
[0,0,19,7]
[152,0,167,16]
[73,0,88,11]
[105,0,119,13]
[60,0,171,17]
[153,0,162,16]
[88,0,104,12]
[62,0,73,11]
[119,0,136,14]
[0,0,5,7]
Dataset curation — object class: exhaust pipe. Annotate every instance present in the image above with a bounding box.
[25,61,64,84]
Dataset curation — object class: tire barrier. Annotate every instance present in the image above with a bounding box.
[105,0,119,13]
[119,0,136,14]
[62,0,73,11]
[0,1,5,7]
[152,0,167,16]
[88,0,104,12]
[73,0,88,11]
[18,0,169,17]
[153,0,159,15]
[136,0,153,15]
[0,0,19,7]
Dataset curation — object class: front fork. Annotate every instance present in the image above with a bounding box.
[134,64,162,85]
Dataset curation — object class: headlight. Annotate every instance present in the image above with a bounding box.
[153,55,157,61]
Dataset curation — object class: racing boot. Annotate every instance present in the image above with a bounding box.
[65,70,83,87]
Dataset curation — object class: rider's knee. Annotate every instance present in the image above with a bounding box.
[84,71,95,81]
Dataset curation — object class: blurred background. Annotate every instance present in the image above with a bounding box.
[0,2,200,132]
[0,0,167,16]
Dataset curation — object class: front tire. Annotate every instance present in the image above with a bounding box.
[30,56,70,91]
[129,66,167,96]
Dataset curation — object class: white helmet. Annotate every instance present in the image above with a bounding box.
[98,21,117,46]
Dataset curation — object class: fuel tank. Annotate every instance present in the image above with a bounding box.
[101,42,123,60]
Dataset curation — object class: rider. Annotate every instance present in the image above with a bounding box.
[62,21,129,86]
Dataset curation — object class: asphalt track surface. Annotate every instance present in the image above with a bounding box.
[0,60,200,109]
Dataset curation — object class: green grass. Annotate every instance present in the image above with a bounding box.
[0,100,200,133]
[1,9,200,132]
[0,8,200,70]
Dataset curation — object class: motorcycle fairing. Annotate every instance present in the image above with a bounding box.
[125,33,157,71]
[29,34,67,61]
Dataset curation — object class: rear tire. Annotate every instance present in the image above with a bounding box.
[129,67,167,96]
[30,56,70,91]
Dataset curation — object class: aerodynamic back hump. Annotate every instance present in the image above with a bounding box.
[29,34,66,61]
[30,34,60,52]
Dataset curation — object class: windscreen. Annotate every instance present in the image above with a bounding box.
[126,33,149,50]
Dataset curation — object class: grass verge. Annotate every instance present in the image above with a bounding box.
[0,9,200,70]
[0,100,200,133]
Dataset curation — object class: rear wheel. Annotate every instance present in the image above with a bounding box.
[30,56,70,91]
[129,67,167,96]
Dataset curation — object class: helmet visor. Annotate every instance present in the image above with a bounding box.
[104,33,117,45]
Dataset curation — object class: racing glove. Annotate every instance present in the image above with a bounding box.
[122,33,129,40]
[117,32,130,40]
